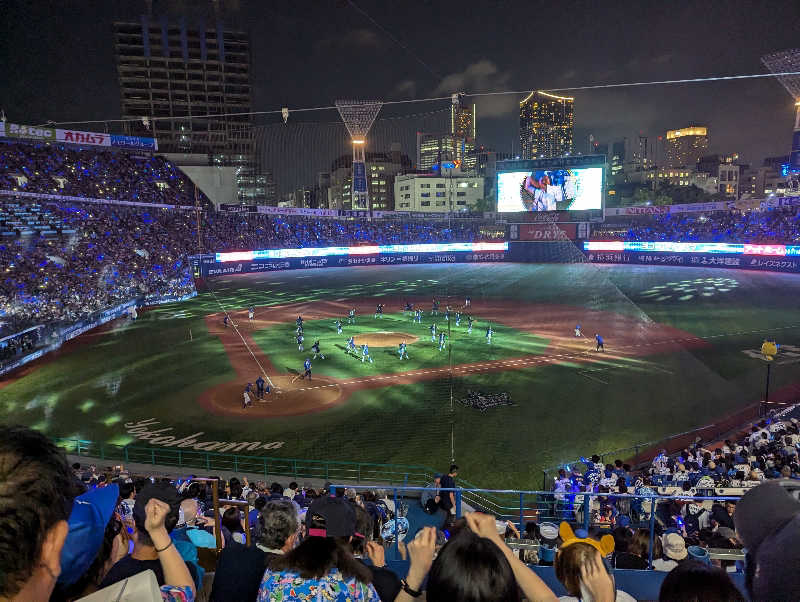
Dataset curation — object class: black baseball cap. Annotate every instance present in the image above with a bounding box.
[306,496,356,538]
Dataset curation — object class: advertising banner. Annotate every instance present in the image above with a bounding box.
[220,204,258,213]
[1,122,157,151]
[511,222,577,241]
[256,205,338,217]
[604,201,735,217]
[57,129,111,146]
[0,189,195,210]
[584,249,800,274]
[6,123,56,141]
[110,134,158,151]
[201,248,506,277]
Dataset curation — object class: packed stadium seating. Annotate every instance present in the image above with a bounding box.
[595,206,800,243]
[0,139,207,207]
[8,423,797,601]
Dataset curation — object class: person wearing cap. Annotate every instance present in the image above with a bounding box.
[99,481,198,591]
[0,426,84,601]
[734,479,800,600]
[257,496,380,601]
[653,532,688,571]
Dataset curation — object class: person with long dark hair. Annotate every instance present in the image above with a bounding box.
[257,496,379,600]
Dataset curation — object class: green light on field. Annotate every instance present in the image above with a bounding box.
[31,420,49,432]
[107,435,134,446]
[678,294,694,301]
[100,414,122,426]
[79,400,96,413]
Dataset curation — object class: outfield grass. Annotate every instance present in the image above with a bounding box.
[3,263,800,488]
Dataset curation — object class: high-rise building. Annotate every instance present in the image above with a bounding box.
[113,17,262,201]
[664,126,708,168]
[519,91,574,159]
[451,102,476,141]
[417,133,475,173]
[610,140,626,176]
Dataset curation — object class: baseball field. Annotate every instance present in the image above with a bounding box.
[3,261,800,489]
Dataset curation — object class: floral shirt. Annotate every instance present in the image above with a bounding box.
[161,585,194,602]
[257,568,380,601]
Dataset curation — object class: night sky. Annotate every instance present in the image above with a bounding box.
[3,0,800,168]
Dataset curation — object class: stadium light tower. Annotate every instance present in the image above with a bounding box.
[762,49,800,174]
[336,100,383,210]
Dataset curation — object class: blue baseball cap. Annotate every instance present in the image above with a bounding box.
[58,483,119,586]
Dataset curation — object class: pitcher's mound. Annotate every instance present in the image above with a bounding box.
[353,332,419,347]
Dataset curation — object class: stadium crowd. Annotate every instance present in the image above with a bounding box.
[597,205,800,244]
[0,140,204,207]
[5,424,800,601]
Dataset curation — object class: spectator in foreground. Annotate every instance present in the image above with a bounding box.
[421,474,442,514]
[211,499,300,602]
[100,481,197,590]
[0,425,83,601]
[399,513,560,602]
[554,522,636,602]
[653,533,688,571]
[257,496,379,600]
[658,560,745,601]
[351,504,402,601]
[734,480,800,600]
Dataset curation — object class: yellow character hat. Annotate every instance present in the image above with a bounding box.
[559,522,615,557]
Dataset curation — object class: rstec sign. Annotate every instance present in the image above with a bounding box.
[6,123,56,141]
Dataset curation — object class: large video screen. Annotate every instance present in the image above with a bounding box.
[497,167,603,212]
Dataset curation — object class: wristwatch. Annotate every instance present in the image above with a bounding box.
[400,579,422,598]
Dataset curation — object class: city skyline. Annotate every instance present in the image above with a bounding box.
[3,0,800,194]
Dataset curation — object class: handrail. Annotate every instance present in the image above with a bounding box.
[52,436,438,486]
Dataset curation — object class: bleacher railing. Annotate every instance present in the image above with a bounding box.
[52,437,435,486]
[330,484,744,569]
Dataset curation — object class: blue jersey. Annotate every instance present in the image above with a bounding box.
[362,345,369,355]
[304,360,311,371]
[255,377,265,389]
[596,335,603,345]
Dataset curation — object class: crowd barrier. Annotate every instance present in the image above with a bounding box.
[329,484,747,572]
[0,292,196,377]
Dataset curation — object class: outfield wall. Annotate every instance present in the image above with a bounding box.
[191,242,509,277]
[583,241,800,274]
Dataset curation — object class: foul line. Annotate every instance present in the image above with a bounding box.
[206,285,276,390]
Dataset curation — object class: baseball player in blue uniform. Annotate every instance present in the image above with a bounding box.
[575,324,582,338]
[223,315,229,328]
[455,311,461,327]
[302,358,312,380]
[414,309,422,323]
[465,296,471,308]
[361,343,373,363]
[404,302,413,315]
[347,336,357,355]
[595,334,604,352]
[486,324,493,344]
[398,341,409,360]
[296,324,304,337]
[248,306,255,322]
[255,375,267,399]
[296,332,304,352]
[430,323,437,342]
[444,307,450,322]
[296,316,303,328]
[374,303,384,319]
[467,315,473,334]
[438,331,446,351]
[348,308,356,324]
[432,299,440,316]
[335,319,343,334]
[311,339,325,360]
